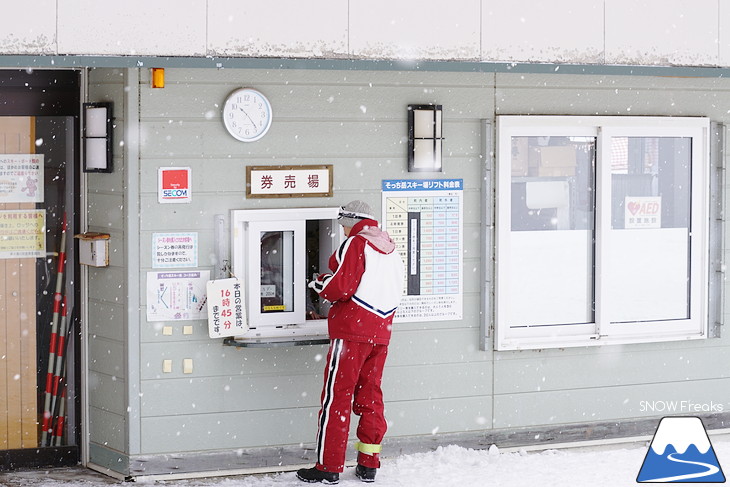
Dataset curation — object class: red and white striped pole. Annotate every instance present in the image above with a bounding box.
[49,297,68,438]
[41,213,67,446]
[51,371,67,446]
[51,318,70,447]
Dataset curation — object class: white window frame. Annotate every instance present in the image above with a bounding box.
[495,116,710,350]
[231,207,341,341]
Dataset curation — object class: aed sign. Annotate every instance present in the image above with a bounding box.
[625,196,661,229]
[158,167,191,204]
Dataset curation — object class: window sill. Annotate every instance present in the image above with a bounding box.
[223,335,329,348]
[496,330,708,351]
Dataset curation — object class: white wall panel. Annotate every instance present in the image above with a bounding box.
[349,0,481,60]
[57,0,206,56]
[482,0,604,63]
[208,0,348,57]
[720,0,730,66]
[605,0,718,66]
[1,1,730,67]
[0,1,56,54]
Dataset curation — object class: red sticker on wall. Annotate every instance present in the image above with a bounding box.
[158,167,191,203]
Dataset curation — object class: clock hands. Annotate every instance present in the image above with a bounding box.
[238,106,259,131]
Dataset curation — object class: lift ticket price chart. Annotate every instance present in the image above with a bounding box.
[382,179,463,322]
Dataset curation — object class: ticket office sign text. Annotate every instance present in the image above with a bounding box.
[247,165,333,198]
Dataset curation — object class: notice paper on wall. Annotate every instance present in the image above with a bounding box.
[206,278,247,338]
[146,270,209,322]
[152,232,198,268]
[0,154,44,203]
[0,209,46,259]
[381,179,463,322]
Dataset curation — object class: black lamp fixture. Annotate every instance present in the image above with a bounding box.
[83,102,113,173]
[407,104,443,172]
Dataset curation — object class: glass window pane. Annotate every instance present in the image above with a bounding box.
[609,137,691,322]
[306,220,333,319]
[0,116,79,450]
[260,231,294,313]
[509,136,596,326]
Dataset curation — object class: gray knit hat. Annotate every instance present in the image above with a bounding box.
[338,200,375,228]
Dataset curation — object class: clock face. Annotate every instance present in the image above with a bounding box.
[222,88,272,142]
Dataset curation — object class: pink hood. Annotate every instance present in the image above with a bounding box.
[352,219,396,254]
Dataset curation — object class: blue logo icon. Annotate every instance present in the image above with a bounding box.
[637,416,725,483]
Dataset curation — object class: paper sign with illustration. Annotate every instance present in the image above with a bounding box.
[146,270,209,322]
[0,154,44,203]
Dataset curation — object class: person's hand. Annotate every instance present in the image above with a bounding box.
[307,310,325,320]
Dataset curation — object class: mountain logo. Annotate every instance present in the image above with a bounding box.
[637,416,725,483]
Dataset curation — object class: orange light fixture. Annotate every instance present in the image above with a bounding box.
[151,68,165,88]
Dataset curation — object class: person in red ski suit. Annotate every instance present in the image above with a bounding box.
[297,200,404,484]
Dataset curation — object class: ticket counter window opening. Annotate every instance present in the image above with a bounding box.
[231,207,341,340]
[306,219,334,321]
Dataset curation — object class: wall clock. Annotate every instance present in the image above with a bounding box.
[222,88,273,142]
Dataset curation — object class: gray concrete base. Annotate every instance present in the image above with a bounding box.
[119,412,730,480]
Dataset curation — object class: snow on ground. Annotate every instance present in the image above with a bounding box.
[4,436,730,487]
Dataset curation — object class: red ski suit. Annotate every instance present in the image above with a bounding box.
[309,219,404,473]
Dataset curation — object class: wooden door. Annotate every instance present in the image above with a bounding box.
[0,116,38,449]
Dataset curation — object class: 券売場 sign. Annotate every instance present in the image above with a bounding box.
[246,165,332,198]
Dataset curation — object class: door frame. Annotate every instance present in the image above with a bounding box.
[0,69,83,471]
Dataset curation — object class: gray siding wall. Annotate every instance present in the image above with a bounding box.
[134,68,491,454]
[86,68,131,464]
[492,73,730,429]
[92,67,730,461]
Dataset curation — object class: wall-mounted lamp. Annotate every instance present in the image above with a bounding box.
[408,104,443,172]
[83,102,113,173]
[151,68,165,88]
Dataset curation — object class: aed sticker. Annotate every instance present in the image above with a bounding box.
[158,167,192,204]
[625,195,661,229]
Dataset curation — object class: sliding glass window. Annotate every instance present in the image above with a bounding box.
[496,117,710,350]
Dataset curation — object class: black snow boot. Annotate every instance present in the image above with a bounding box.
[296,466,340,484]
[355,464,377,482]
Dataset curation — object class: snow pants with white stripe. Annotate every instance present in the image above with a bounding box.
[315,338,388,473]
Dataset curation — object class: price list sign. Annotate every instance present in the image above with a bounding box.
[382,179,463,322]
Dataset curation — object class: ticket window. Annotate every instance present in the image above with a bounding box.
[231,207,341,342]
